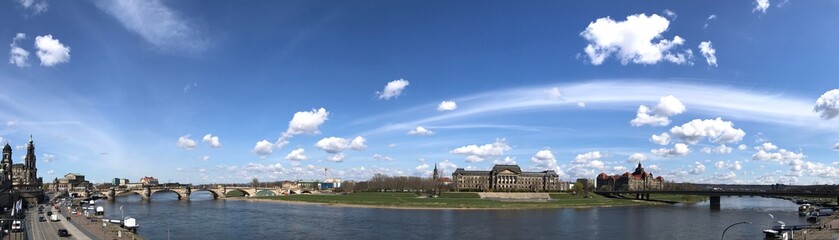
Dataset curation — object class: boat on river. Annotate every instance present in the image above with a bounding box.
[763,221,802,240]
[798,204,814,216]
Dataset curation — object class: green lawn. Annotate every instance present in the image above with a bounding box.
[253,192,671,209]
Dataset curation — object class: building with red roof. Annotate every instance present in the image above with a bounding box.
[596,162,663,191]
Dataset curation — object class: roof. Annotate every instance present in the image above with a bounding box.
[2,143,10,152]
[492,165,522,174]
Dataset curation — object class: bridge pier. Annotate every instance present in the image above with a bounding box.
[710,196,721,210]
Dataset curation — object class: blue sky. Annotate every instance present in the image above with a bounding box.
[2,0,839,185]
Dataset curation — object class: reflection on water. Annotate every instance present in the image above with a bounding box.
[99,194,807,239]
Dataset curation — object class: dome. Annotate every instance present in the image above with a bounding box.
[2,143,10,152]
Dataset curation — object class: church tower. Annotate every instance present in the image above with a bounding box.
[433,163,439,180]
[24,135,37,183]
[1,143,12,182]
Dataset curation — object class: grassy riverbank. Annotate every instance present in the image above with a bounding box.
[250,192,706,209]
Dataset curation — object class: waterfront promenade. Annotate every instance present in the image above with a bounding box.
[62,208,144,240]
[801,212,839,239]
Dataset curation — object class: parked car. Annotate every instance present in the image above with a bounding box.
[57,229,70,237]
[39,216,46,222]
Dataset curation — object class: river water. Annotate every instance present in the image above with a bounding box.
[97,192,808,239]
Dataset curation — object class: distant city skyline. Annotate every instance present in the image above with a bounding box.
[2,0,838,185]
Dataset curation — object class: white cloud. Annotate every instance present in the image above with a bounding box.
[42,153,55,163]
[377,79,410,100]
[6,120,16,127]
[577,102,586,108]
[252,140,274,157]
[465,155,484,163]
[286,108,330,135]
[546,87,562,100]
[814,89,839,120]
[752,148,805,165]
[438,160,458,174]
[716,171,736,181]
[698,41,718,67]
[328,153,345,162]
[202,155,210,161]
[689,162,706,175]
[531,150,564,174]
[754,142,778,151]
[493,156,517,165]
[651,143,690,157]
[834,142,839,151]
[627,153,647,163]
[9,33,29,68]
[650,132,671,145]
[631,105,670,127]
[93,0,206,52]
[450,138,511,161]
[754,0,770,14]
[631,95,686,127]
[437,101,458,111]
[363,81,836,137]
[408,126,434,136]
[389,143,397,148]
[15,0,48,15]
[415,164,432,176]
[613,166,628,173]
[46,170,54,175]
[202,134,221,148]
[668,118,746,144]
[738,144,748,150]
[372,154,393,161]
[704,15,717,29]
[715,161,742,171]
[176,134,197,150]
[663,9,677,20]
[285,148,307,161]
[580,13,692,65]
[314,136,367,154]
[271,108,330,151]
[570,151,605,170]
[34,35,70,66]
[701,144,733,154]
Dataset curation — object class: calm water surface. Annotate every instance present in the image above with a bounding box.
[98,192,808,239]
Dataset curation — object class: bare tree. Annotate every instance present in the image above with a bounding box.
[251,178,260,187]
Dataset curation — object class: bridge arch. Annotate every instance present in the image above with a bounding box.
[225,188,253,197]
[255,189,277,197]
[114,190,145,199]
[192,189,224,199]
[150,189,185,200]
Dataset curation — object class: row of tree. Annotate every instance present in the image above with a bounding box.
[334,174,446,193]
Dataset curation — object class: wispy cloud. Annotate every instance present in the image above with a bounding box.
[93,0,208,53]
[363,81,828,136]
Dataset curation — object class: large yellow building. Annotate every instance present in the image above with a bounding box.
[452,165,560,192]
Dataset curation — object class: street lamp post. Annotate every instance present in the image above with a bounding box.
[721,221,751,240]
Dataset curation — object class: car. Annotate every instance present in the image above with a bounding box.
[39,217,46,222]
[10,220,22,232]
[46,211,52,216]
[57,229,70,237]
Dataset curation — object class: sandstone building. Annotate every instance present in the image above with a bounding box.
[452,165,560,192]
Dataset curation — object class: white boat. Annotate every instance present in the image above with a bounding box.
[763,221,793,240]
[122,217,139,233]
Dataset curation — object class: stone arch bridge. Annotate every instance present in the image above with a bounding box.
[104,185,317,201]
